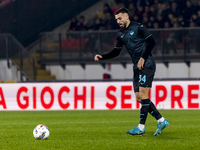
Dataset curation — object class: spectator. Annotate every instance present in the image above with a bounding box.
[190,13,198,24]
[153,22,159,28]
[135,5,144,22]
[169,2,181,17]
[102,12,118,30]
[149,16,156,28]
[157,14,164,28]
[196,10,200,25]
[183,0,196,26]
[172,21,183,42]
[77,15,87,31]
[149,5,157,17]
[156,2,163,15]
[143,5,151,18]
[178,15,186,27]
[164,21,171,28]
[195,0,200,12]
[167,13,180,27]
[161,2,172,22]
[163,26,177,54]
[142,16,149,27]
[152,22,161,54]
[128,2,135,19]
[103,3,114,17]
[184,21,197,53]
[93,18,103,30]
[87,12,100,30]
[132,15,140,22]
[190,21,196,27]
[168,13,175,24]
[69,17,78,31]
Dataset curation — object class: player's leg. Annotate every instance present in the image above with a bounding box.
[138,87,151,130]
[126,87,151,135]
[127,67,169,135]
[126,70,146,135]
[138,87,169,136]
[135,88,165,122]
[139,67,169,136]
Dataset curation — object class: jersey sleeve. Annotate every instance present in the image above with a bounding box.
[138,24,152,39]
[100,32,123,60]
[114,33,123,50]
[138,24,156,60]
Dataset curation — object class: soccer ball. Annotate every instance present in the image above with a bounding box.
[33,124,50,140]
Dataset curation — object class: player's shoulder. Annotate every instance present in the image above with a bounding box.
[131,21,144,29]
[131,21,141,26]
[127,22,145,32]
[130,21,142,27]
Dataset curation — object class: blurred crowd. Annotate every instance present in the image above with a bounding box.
[69,0,200,31]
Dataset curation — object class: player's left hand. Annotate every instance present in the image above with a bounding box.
[137,57,145,70]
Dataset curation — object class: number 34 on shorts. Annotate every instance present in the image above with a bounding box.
[139,74,146,85]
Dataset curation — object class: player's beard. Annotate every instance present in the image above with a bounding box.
[120,21,127,29]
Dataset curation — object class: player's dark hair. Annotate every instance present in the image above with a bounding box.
[115,8,129,15]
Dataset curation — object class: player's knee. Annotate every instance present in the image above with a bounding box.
[139,87,150,99]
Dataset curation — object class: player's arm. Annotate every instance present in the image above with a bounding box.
[94,48,121,61]
[139,25,156,60]
[141,35,156,60]
[94,34,123,62]
[137,25,156,70]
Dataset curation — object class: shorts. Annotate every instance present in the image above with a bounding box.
[133,66,156,92]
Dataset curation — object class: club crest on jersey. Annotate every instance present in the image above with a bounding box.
[121,34,124,38]
[130,31,134,35]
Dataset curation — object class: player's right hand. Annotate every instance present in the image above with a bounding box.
[94,54,102,62]
[137,57,145,70]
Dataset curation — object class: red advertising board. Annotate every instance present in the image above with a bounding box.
[0,81,199,110]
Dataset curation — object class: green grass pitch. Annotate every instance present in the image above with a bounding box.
[0,110,199,150]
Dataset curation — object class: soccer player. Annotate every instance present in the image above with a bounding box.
[94,8,169,136]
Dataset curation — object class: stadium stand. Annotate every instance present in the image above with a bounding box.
[67,0,200,31]
[0,34,56,81]
[0,0,99,47]
[1,0,200,81]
